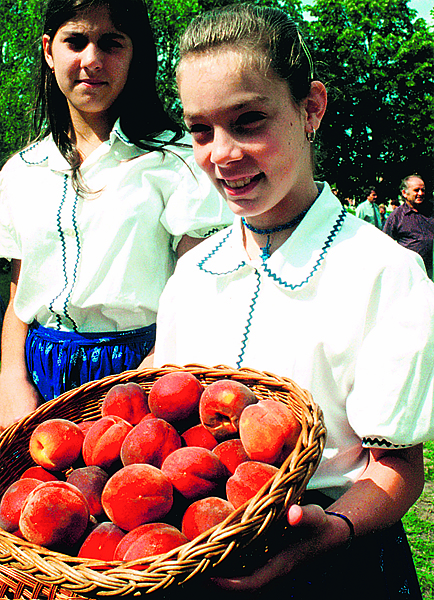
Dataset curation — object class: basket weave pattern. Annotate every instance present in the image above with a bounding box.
[0,364,326,598]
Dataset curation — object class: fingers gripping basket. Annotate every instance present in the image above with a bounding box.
[0,364,326,599]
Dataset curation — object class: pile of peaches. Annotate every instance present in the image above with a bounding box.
[0,373,301,564]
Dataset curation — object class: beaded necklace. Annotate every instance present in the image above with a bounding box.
[242,207,309,260]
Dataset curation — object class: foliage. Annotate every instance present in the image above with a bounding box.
[306,0,434,200]
[0,0,43,166]
[0,0,433,201]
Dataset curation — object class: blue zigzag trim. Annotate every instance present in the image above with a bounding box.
[61,193,81,331]
[48,175,79,331]
[236,269,261,369]
[261,208,347,289]
[19,142,48,165]
[198,229,246,275]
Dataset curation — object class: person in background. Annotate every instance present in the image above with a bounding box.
[152,4,434,598]
[378,203,387,229]
[0,0,232,430]
[355,186,382,228]
[383,175,434,279]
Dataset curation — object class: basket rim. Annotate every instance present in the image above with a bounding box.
[0,364,326,597]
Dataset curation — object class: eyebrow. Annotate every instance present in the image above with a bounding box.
[183,95,271,121]
[61,30,127,39]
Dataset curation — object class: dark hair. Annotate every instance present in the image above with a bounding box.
[34,0,182,195]
[178,3,314,106]
[364,187,377,198]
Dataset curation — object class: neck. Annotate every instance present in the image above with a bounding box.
[69,109,115,161]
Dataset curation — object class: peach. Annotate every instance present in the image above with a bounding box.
[78,522,126,560]
[0,478,42,532]
[77,420,98,436]
[101,464,173,531]
[101,382,150,425]
[19,481,89,548]
[199,380,257,441]
[120,417,181,469]
[213,439,250,475]
[20,466,60,482]
[239,400,301,465]
[181,497,234,541]
[82,415,133,470]
[226,461,279,509]
[29,418,84,472]
[67,466,110,518]
[181,424,218,450]
[148,372,204,423]
[161,447,226,500]
[117,523,188,562]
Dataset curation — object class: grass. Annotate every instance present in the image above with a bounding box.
[403,441,434,599]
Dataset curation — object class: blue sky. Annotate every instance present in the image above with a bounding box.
[409,0,433,23]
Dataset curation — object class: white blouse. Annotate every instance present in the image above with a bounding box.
[0,122,233,332]
[154,183,434,498]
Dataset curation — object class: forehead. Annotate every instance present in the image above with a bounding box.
[178,49,291,117]
[56,5,118,34]
[406,177,424,188]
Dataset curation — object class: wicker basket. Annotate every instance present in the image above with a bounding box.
[0,364,326,599]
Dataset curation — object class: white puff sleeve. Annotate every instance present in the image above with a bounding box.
[347,255,434,449]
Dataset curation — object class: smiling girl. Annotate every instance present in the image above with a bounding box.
[153,4,434,598]
[0,0,232,429]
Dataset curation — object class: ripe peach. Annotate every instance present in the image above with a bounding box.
[0,478,42,532]
[120,417,181,469]
[78,522,126,560]
[199,380,257,441]
[102,382,150,425]
[148,372,204,423]
[181,497,234,541]
[77,420,98,436]
[82,415,133,470]
[213,439,250,475]
[181,424,218,450]
[20,466,60,482]
[239,400,301,465]
[101,464,173,531]
[29,418,84,472]
[19,481,89,548]
[226,461,279,509]
[161,447,226,500]
[67,466,110,518]
[117,523,188,562]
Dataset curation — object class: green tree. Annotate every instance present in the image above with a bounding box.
[0,0,42,165]
[306,0,434,200]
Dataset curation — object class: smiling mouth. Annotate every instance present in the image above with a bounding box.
[224,174,263,189]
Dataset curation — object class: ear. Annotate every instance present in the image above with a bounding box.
[304,81,327,135]
[42,34,54,71]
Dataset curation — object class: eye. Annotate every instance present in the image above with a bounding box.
[186,123,212,142]
[64,34,88,51]
[235,111,266,131]
[99,36,125,52]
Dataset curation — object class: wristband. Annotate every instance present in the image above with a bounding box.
[324,510,355,549]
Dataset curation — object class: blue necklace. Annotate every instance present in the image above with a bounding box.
[242,208,309,260]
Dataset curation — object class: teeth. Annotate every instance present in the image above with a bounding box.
[225,176,253,189]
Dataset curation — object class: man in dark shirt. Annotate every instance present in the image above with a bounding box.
[384,175,434,279]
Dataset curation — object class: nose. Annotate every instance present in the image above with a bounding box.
[82,43,103,70]
[210,128,243,166]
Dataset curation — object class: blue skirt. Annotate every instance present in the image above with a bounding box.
[25,322,156,402]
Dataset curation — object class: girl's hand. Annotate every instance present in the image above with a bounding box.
[211,504,349,592]
[0,372,40,432]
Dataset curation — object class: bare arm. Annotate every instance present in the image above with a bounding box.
[214,444,424,591]
[0,260,41,430]
[176,235,205,258]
